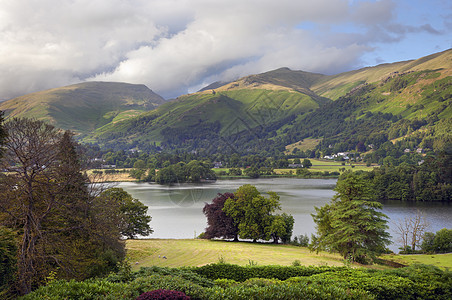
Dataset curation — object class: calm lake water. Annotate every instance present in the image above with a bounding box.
[116,178,452,253]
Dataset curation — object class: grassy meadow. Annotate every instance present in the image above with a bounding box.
[126,239,452,272]
[383,253,452,270]
[126,239,344,270]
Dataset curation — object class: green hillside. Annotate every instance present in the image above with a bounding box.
[312,48,452,100]
[88,49,451,153]
[2,49,450,155]
[0,81,165,134]
[285,67,451,156]
[88,80,329,150]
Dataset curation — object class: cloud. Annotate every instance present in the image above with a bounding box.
[0,0,449,100]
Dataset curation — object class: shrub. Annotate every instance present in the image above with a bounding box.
[120,275,207,300]
[136,266,214,287]
[189,263,343,282]
[291,260,301,267]
[136,289,190,300]
[20,279,125,300]
[0,227,17,296]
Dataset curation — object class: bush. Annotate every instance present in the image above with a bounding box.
[136,267,214,288]
[122,275,207,300]
[189,263,343,282]
[421,229,452,253]
[20,279,126,300]
[136,289,190,300]
[0,227,17,296]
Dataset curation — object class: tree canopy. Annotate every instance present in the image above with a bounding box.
[99,188,153,239]
[220,184,293,243]
[203,193,238,241]
[0,118,152,296]
[310,173,391,263]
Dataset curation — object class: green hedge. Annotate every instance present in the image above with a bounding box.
[20,264,452,300]
[188,263,343,281]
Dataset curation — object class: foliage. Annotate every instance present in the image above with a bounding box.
[188,263,342,282]
[136,289,190,300]
[223,185,293,243]
[365,148,452,202]
[291,234,309,247]
[310,173,391,263]
[0,227,17,297]
[154,160,216,184]
[302,158,312,168]
[421,228,452,253]
[99,188,153,239]
[202,193,238,240]
[0,118,126,295]
[19,263,452,300]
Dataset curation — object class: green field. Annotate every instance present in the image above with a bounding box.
[126,239,452,271]
[126,239,344,270]
[383,253,452,270]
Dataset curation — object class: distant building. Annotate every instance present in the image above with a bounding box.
[288,163,303,168]
[101,164,116,169]
[404,149,411,153]
[213,162,223,168]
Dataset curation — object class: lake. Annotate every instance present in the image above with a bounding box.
[116,178,452,253]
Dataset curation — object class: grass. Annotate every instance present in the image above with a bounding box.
[86,169,134,182]
[126,239,344,270]
[382,253,452,270]
[274,159,377,174]
[285,138,322,154]
[126,239,452,272]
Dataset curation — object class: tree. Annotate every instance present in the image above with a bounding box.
[99,188,153,239]
[223,185,290,242]
[0,118,125,295]
[302,158,312,168]
[310,173,391,263]
[185,160,216,182]
[0,227,17,297]
[422,228,452,253]
[202,193,238,241]
[394,211,429,252]
[228,168,242,176]
[267,213,294,244]
[244,166,260,178]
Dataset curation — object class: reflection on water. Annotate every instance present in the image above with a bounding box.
[118,178,452,252]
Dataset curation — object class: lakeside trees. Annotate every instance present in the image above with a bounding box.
[310,173,391,263]
[203,185,294,244]
[0,118,152,296]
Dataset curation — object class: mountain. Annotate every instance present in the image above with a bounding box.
[312,49,452,100]
[0,82,165,134]
[86,49,451,154]
[87,67,333,151]
[2,49,450,155]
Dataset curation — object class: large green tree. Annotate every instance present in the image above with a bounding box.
[223,185,293,243]
[99,188,153,239]
[310,173,391,263]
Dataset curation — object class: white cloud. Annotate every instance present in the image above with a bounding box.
[0,0,449,100]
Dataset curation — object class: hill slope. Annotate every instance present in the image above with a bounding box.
[0,81,165,134]
[312,48,452,100]
[88,49,451,154]
[87,70,332,151]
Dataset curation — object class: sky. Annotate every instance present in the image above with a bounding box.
[0,0,451,100]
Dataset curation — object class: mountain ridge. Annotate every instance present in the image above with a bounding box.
[0,81,165,134]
